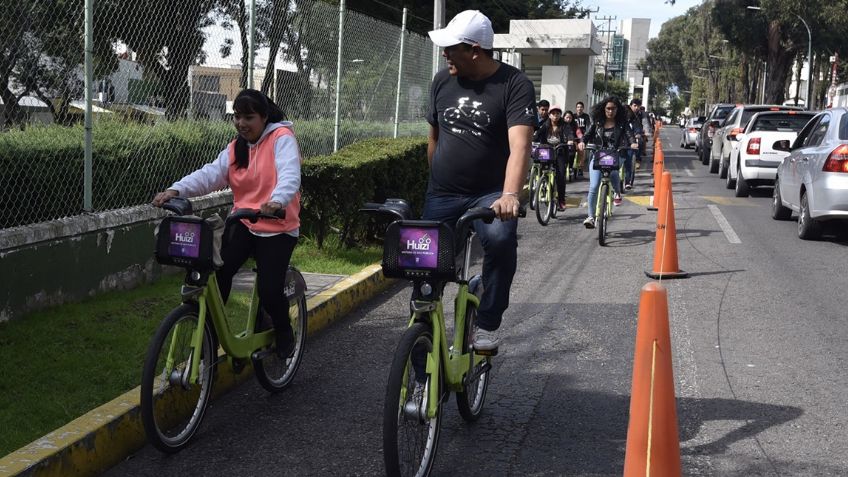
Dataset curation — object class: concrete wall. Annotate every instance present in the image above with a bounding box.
[0,193,232,323]
[524,54,592,110]
[620,19,650,85]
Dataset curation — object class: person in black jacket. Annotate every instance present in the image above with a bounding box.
[577,96,638,229]
[533,105,581,210]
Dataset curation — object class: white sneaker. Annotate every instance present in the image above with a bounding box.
[472,326,500,351]
[583,216,595,229]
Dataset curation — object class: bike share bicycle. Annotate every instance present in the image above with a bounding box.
[141,197,308,452]
[586,145,627,246]
[533,142,570,226]
[528,142,542,211]
[361,198,524,477]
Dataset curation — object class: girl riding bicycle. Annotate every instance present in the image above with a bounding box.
[152,89,302,359]
[533,105,582,211]
[577,96,637,229]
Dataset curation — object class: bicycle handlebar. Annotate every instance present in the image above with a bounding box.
[584,144,629,152]
[226,207,285,225]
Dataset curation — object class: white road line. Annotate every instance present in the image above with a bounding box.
[708,204,742,244]
[684,167,694,177]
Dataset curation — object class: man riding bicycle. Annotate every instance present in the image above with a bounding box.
[427,9,536,350]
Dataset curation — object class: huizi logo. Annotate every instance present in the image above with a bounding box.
[407,233,432,251]
[174,232,195,243]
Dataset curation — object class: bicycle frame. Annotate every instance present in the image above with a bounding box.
[401,234,481,419]
[594,171,615,219]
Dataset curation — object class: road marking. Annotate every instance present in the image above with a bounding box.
[708,204,742,244]
[703,196,757,206]
[684,168,694,177]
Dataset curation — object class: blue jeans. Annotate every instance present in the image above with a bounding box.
[586,157,621,219]
[422,191,518,331]
[624,150,635,186]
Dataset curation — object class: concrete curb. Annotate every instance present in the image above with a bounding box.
[0,264,394,477]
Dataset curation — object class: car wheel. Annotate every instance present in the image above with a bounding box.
[771,177,792,220]
[718,157,728,179]
[709,154,719,174]
[701,148,710,166]
[734,167,749,197]
[798,192,822,240]
[725,164,736,189]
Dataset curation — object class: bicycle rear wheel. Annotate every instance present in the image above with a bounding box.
[536,176,552,226]
[529,169,539,211]
[384,322,442,477]
[598,183,608,246]
[253,294,307,393]
[141,303,215,453]
[456,283,490,422]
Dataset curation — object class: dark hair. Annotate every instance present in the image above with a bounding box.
[537,99,550,108]
[591,96,627,125]
[630,98,642,106]
[232,89,287,170]
[576,101,585,108]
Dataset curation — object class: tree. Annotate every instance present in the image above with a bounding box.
[592,73,628,100]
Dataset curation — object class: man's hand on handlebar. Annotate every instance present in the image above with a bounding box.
[630,143,639,149]
[260,201,283,216]
[152,189,179,207]
[491,193,521,221]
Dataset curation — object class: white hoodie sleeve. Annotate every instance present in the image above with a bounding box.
[169,148,230,198]
[270,133,301,206]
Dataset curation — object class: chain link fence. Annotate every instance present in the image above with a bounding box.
[0,0,433,229]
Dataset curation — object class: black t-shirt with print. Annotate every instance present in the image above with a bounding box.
[427,63,537,196]
[574,112,591,134]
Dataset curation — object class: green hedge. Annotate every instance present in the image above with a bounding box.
[0,119,428,229]
[301,137,428,248]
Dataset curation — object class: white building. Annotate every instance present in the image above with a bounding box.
[594,18,651,103]
[494,19,602,109]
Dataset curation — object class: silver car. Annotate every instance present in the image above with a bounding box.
[772,107,848,239]
[679,117,704,149]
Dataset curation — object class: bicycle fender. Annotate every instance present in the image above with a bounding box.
[285,268,307,300]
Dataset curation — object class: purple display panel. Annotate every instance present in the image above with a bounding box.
[535,147,551,161]
[398,227,439,269]
[168,221,201,258]
[597,151,616,166]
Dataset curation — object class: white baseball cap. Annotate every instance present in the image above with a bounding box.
[428,10,494,50]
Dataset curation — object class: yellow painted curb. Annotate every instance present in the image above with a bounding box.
[0,265,394,477]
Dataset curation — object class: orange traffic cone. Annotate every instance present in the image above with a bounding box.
[646,172,688,279]
[623,282,682,477]
[648,147,664,211]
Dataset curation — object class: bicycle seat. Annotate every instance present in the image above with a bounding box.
[162,197,193,216]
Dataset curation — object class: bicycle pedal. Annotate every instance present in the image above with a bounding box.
[251,348,274,361]
[474,347,498,357]
[465,361,492,384]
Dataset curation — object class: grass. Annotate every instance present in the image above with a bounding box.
[0,237,381,457]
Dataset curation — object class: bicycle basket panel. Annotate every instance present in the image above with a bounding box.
[155,216,217,271]
[382,221,455,280]
[533,145,553,162]
[593,149,620,169]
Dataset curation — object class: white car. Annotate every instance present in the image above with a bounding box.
[726,111,817,197]
[772,108,848,240]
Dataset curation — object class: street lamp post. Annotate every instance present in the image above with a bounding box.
[747,5,812,109]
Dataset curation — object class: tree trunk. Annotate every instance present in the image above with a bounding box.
[0,85,25,129]
[261,0,291,96]
[763,20,796,105]
[238,0,250,89]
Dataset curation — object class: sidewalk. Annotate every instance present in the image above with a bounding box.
[0,264,393,477]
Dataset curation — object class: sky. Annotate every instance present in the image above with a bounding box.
[586,0,704,38]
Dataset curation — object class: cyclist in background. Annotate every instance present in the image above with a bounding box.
[624,98,645,189]
[577,96,637,229]
[536,99,550,131]
[427,9,536,350]
[151,89,302,359]
[533,105,581,211]
[573,101,592,179]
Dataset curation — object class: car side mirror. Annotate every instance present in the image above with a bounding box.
[773,140,792,152]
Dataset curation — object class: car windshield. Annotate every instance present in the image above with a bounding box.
[713,106,735,121]
[752,113,816,132]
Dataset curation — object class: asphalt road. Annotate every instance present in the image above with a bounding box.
[105,128,848,476]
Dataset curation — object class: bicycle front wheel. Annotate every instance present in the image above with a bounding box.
[536,176,552,226]
[529,170,539,211]
[253,294,307,393]
[456,293,490,421]
[384,322,442,477]
[141,303,216,453]
[598,183,608,246]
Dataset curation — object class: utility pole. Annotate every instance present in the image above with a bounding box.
[596,15,616,96]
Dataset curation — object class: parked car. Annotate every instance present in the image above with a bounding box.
[726,110,817,196]
[680,116,705,149]
[772,107,848,239]
[698,103,737,165]
[709,104,803,177]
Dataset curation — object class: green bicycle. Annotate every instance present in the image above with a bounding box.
[533,143,569,226]
[565,146,580,182]
[587,145,627,246]
[361,199,524,477]
[528,142,542,211]
[141,198,308,453]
